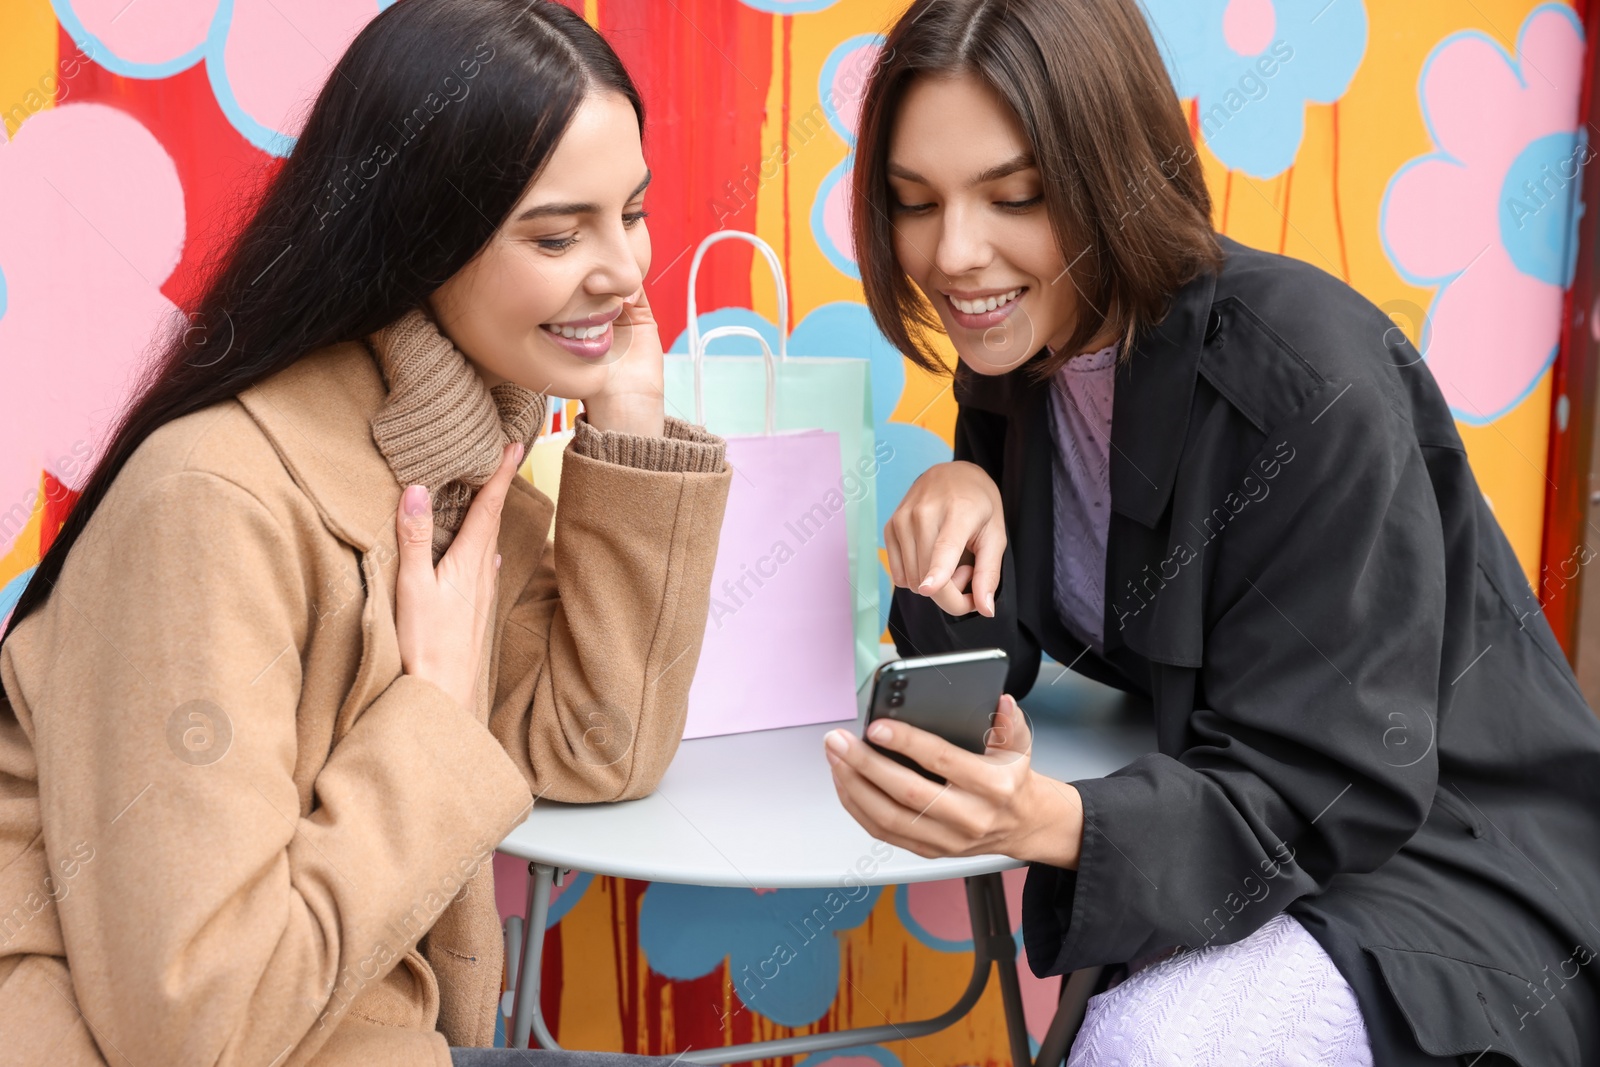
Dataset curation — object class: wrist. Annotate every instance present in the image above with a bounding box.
[583,397,665,438]
[1015,773,1083,869]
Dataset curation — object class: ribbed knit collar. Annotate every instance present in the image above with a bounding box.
[366,307,548,562]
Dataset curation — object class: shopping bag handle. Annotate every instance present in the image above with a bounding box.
[695,325,777,436]
[685,230,789,364]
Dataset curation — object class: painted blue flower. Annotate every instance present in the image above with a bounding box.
[639,883,882,1026]
[1139,0,1368,178]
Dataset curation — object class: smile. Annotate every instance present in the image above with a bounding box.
[943,286,1029,330]
[947,288,1024,314]
[541,323,609,340]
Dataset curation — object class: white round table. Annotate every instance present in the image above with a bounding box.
[497,650,1154,1064]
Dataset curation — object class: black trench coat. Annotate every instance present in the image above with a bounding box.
[890,234,1600,1066]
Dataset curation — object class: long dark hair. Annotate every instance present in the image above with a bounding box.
[3,0,642,646]
[852,0,1222,380]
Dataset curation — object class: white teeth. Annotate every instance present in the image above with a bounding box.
[545,323,608,341]
[950,288,1023,315]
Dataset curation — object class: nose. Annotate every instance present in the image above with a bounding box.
[931,203,992,283]
[585,219,646,299]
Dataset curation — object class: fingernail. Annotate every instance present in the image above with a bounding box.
[824,730,849,756]
[495,553,502,569]
[403,485,428,516]
[867,721,891,743]
[514,441,525,462]
[826,750,840,767]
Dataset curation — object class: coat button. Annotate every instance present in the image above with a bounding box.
[1205,309,1224,344]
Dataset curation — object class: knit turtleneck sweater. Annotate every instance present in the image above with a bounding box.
[366,307,729,563]
[367,308,549,563]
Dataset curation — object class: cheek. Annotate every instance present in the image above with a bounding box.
[1009,217,1067,283]
[892,223,932,288]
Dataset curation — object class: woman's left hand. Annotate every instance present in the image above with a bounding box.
[586,284,666,437]
[825,694,1085,868]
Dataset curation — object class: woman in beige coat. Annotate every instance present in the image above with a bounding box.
[0,2,730,1064]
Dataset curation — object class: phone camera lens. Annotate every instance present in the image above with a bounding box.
[887,693,904,708]
[890,677,909,691]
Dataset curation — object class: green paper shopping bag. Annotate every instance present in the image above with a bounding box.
[665,230,881,687]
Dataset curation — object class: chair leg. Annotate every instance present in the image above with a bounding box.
[1032,965,1104,1067]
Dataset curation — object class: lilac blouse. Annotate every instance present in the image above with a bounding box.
[1044,342,1118,654]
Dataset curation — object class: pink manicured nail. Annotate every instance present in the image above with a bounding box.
[825,730,849,756]
[403,485,428,516]
[867,721,891,743]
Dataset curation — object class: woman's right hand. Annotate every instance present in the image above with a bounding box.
[394,440,524,716]
[884,460,1006,618]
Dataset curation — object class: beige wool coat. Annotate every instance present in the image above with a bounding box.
[0,339,732,1066]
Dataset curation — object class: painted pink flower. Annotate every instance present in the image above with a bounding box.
[0,103,184,557]
[1382,4,1587,423]
[56,0,377,155]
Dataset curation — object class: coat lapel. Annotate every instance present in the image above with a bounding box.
[988,269,1218,673]
[237,341,402,552]
[236,341,553,743]
[239,343,408,742]
[1108,269,1216,531]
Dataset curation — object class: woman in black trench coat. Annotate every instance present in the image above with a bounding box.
[821,1,1600,1064]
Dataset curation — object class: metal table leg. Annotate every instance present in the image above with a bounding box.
[977,871,1035,1067]
[506,868,1038,1064]
[1032,965,1103,1067]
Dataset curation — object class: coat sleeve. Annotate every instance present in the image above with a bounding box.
[487,414,732,802]
[886,402,1044,696]
[1023,380,1446,976]
[19,468,534,1067]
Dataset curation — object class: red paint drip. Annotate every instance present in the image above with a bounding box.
[781,15,794,320]
[1330,102,1351,282]
[543,918,565,1045]
[1278,164,1294,254]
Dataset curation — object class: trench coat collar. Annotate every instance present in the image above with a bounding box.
[237,340,401,552]
[1110,265,1218,528]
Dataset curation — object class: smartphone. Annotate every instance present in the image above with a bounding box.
[863,648,1009,784]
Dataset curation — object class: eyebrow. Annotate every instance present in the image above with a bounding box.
[888,153,1037,187]
[514,170,652,222]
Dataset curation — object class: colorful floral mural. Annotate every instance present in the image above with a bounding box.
[1,0,1591,1063]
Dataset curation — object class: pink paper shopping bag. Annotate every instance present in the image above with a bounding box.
[682,326,859,739]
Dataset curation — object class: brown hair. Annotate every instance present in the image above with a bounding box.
[851,0,1223,380]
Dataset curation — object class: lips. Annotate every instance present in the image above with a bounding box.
[944,286,1028,330]
[538,305,623,361]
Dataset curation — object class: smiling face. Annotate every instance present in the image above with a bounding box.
[887,71,1108,376]
[427,89,651,397]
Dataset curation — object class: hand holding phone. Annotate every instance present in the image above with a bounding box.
[863,648,1009,783]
